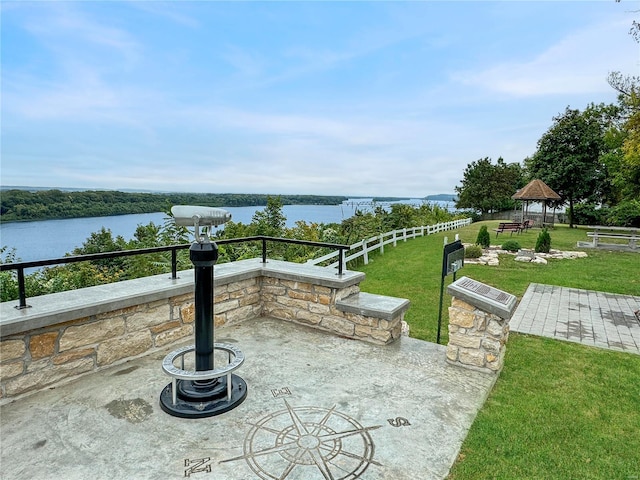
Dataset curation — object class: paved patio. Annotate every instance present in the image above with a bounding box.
[510,283,640,355]
[0,317,496,480]
[3,283,638,480]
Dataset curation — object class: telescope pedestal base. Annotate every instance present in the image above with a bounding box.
[159,375,247,418]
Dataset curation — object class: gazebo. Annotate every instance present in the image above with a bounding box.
[512,179,561,227]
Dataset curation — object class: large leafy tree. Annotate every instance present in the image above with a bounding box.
[525,106,608,227]
[455,157,524,215]
[607,72,640,201]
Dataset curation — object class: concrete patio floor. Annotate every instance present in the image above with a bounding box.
[0,317,496,480]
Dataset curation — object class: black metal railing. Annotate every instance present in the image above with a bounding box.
[0,236,349,309]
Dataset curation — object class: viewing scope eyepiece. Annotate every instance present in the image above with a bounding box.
[171,205,232,227]
[171,205,232,243]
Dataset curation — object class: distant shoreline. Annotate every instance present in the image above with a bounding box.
[0,188,457,223]
[0,185,455,200]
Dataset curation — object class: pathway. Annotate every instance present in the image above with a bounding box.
[510,283,640,355]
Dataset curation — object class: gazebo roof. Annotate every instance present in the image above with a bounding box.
[512,179,561,201]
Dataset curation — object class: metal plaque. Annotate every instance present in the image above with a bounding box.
[447,276,517,319]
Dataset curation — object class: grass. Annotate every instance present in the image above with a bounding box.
[353,221,640,479]
[355,222,639,343]
[448,334,640,479]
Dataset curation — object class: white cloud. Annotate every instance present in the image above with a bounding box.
[453,16,639,96]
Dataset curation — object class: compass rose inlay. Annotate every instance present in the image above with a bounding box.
[221,399,382,479]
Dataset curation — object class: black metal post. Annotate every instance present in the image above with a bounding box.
[171,248,178,279]
[190,241,217,371]
[16,267,28,309]
[160,235,247,418]
[436,274,445,344]
[262,238,267,263]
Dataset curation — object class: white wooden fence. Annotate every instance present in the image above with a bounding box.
[307,218,472,269]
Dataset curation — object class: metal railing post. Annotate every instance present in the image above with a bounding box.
[171,248,178,279]
[262,238,267,264]
[16,267,29,309]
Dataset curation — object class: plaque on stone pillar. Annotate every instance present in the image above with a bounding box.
[447,276,517,320]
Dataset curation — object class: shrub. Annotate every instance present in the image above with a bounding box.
[535,228,551,253]
[475,225,491,248]
[605,200,640,227]
[571,203,605,226]
[465,245,483,259]
[501,240,521,252]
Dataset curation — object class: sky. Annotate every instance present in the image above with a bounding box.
[1,1,639,198]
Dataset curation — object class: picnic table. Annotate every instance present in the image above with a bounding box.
[494,222,523,237]
[584,226,639,250]
[494,219,535,237]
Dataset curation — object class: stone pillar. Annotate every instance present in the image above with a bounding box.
[445,276,517,374]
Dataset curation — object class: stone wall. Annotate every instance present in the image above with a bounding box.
[261,279,406,344]
[0,260,409,400]
[445,297,510,374]
[0,294,194,399]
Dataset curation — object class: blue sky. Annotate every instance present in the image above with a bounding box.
[1,1,638,198]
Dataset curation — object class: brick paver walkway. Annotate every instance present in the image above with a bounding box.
[510,283,640,355]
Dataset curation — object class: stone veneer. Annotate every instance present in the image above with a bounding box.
[445,297,511,374]
[0,258,409,400]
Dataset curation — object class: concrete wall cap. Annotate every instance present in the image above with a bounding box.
[336,292,410,321]
[0,258,365,337]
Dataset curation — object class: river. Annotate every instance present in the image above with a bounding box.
[0,199,454,263]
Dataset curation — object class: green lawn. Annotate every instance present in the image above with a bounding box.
[353,221,640,479]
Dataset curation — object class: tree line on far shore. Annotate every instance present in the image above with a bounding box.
[0,190,350,222]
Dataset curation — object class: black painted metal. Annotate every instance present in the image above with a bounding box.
[159,374,247,418]
[1,236,349,307]
[16,268,27,309]
[190,242,218,371]
[171,249,178,279]
[437,239,465,344]
[159,238,249,418]
[262,238,268,264]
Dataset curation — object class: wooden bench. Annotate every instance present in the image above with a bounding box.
[493,222,522,237]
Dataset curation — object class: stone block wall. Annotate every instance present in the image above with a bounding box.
[1,295,191,399]
[214,277,263,326]
[261,279,404,345]
[0,262,408,400]
[446,298,510,373]
[0,277,264,401]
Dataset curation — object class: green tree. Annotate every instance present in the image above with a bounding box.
[251,196,286,237]
[535,228,552,253]
[475,225,490,248]
[340,210,383,245]
[71,227,128,278]
[525,106,608,228]
[455,157,523,215]
[607,72,640,201]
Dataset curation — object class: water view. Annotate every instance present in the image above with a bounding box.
[1,199,454,263]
